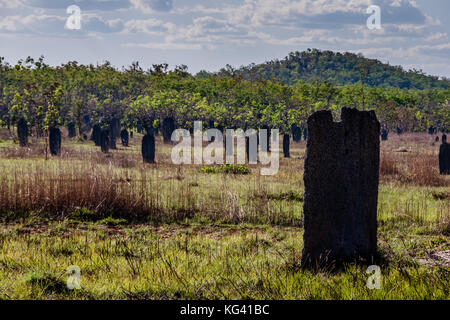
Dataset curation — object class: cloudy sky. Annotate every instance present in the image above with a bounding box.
[0,0,449,77]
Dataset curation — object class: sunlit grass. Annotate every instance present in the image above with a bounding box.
[0,222,448,300]
[0,131,449,299]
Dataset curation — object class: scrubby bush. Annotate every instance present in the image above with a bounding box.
[200,163,250,175]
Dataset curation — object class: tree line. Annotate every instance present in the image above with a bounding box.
[0,55,449,150]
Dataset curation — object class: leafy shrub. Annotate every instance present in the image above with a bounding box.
[199,166,217,174]
[72,207,99,222]
[73,208,128,226]
[98,216,128,226]
[200,163,250,175]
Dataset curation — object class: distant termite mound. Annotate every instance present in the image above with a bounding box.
[17,118,28,147]
[49,127,61,156]
[439,134,450,175]
[142,133,155,163]
[100,128,110,153]
[121,129,129,147]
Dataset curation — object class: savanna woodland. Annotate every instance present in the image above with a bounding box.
[0,49,449,300]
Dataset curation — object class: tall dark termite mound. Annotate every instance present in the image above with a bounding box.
[67,122,76,138]
[301,108,380,268]
[83,115,91,132]
[17,118,28,147]
[428,126,436,135]
[49,127,62,156]
[100,129,110,153]
[121,129,129,147]
[283,134,290,158]
[439,134,450,175]
[162,117,175,144]
[92,124,101,146]
[142,133,155,163]
[381,128,388,141]
[111,118,121,138]
[292,124,302,142]
[108,120,117,149]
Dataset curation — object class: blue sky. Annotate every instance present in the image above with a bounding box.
[0,0,449,78]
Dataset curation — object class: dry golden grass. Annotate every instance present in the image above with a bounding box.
[380,152,400,176]
[0,131,448,225]
[379,133,448,186]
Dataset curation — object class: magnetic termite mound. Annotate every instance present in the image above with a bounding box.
[283,134,290,158]
[67,122,76,138]
[142,133,155,163]
[292,124,302,142]
[100,128,110,153]
[162,117,175,144]
[92,124,101,146]
[439,134,450,175]
[49,127,61,156]
[301,108,380,268]
[17,118,28,147]
[120,129,129,147]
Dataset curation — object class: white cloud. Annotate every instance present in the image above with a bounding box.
[123,18,173,35]
[24,0,131,10]
[123,41,202,50]
[0,0,24,8]
[0,14,65,32]
[0,12,124,36]
[130,0,174,13]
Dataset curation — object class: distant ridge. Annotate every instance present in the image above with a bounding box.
[203,49,450,90]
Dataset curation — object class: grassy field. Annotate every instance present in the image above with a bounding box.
[0,129,449,300]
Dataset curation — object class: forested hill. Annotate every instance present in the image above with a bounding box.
[207,49,450,90]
